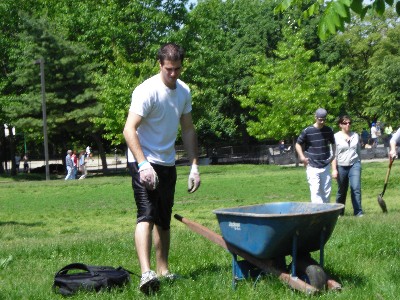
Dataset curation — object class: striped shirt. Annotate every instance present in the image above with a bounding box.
[297,125,335,168]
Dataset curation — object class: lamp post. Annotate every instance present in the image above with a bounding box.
[35,58,50,180]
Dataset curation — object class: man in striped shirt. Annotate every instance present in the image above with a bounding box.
[295,108,336,203]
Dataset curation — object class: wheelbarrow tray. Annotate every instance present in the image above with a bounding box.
[213,202,343,259]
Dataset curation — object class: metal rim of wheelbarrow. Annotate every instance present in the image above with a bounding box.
[213,202,345,217]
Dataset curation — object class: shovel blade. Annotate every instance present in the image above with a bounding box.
[377,195,388,213]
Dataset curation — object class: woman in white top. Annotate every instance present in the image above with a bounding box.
[332,115,364,217]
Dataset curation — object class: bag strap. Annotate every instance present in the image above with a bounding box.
[56,263,96,276]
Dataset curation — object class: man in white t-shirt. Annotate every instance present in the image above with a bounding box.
[123,43,200,294]
[370,123,378,147]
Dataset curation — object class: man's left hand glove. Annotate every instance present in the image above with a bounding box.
[188,164,201,193]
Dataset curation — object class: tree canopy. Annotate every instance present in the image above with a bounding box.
[1,0,400,174]
[275,0,400,39]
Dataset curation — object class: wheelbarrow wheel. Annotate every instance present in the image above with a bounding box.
[303,265,327,290]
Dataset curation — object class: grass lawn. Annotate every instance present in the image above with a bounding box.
[1,162,400,299]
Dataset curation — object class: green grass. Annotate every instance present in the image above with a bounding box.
[1,162,400,299]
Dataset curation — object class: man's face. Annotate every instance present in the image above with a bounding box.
[159,59,182,89]
[315,116,326,128]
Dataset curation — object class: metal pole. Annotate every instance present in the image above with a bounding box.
[36,58,50,180]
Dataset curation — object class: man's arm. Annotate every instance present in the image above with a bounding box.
[180,112,199,166]
[123,112,146,164]
[295,143,308,167]
[180,112,200,193]
[123,111,158,190]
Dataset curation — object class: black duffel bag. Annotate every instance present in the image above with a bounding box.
[53,263,131,296]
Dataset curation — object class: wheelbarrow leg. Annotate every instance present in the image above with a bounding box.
[319,227,326,268]
[291,231,299,277]
[231,253,263,289]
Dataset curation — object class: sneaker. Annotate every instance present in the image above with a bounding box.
[355,212,364,217]
[161,272,180,281]
[139,270,160,295]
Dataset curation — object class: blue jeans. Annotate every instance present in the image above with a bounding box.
[336,161,363,215]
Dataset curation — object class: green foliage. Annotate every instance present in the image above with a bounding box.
[323,9,400,126]
[177,0,284,145]
[275,0,400,39]
[4,13,101,148]
[95,57,158,144]
[366,24,400,122]
[238,27,349,140]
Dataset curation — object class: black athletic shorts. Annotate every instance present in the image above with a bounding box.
[128,162,177,230]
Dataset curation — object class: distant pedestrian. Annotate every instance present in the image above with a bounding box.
[361,128,369,148]
[279,140,286,154]
[295,108,336,203]
[384,124,393,147]
[23,154,29,173]
[71,150,78,179]
[15,154,21,174]
[78,150,87,179]
[65,150,74,180]
[370,123,378,147]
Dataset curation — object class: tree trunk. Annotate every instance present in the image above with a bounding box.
[90,132,108,172]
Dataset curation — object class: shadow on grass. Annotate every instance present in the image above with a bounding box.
[187,263,231,280]
[0,221,45,227]
[0,169,131,181]
[324,266,366,289]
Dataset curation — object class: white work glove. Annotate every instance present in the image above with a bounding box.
[138,161,158,191]
[389,150,398,159]
[188,164,201,193]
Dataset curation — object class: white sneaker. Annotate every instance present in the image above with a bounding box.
[139,270,160,294]
[162,272,180,281]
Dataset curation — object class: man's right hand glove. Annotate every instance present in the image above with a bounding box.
[188,164,200,193]
[138,161,158,190]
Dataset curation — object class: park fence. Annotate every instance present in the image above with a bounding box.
[2,143,391,175]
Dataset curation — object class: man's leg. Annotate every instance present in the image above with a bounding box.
[306,166,323,203]
[153,225,170,276]
[65,167,72,180]
[135,221,153,273]
[320,165,332,203]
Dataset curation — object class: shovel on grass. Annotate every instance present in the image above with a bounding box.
[377,156,395,213]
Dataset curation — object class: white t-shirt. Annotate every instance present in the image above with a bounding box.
[127,74,192,166]
[371,126,377,138]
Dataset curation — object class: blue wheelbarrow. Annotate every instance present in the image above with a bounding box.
[175,201,344,294]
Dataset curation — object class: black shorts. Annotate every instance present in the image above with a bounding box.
[128,162,177,230]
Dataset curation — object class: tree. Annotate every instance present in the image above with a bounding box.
[0,0,42,174]
[237,27,349,141]
[175,0,284,147]
[95,57,158,145]
[366,22,400,122]
[3,14,106,168]
[317,8,400,128]
[275,0,400,39]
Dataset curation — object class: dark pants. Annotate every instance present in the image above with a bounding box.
[336,161,363,216]
[128,162,177,230]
